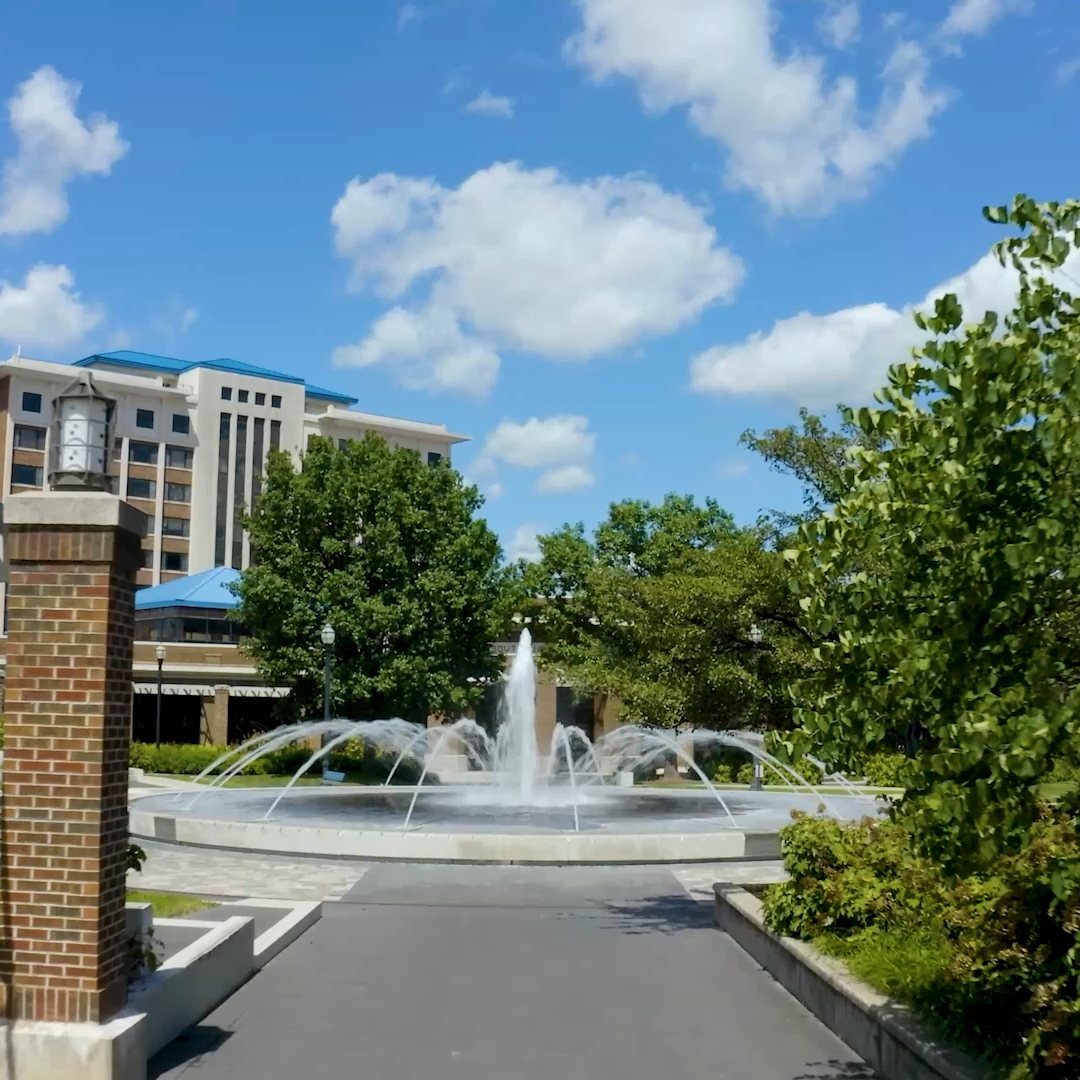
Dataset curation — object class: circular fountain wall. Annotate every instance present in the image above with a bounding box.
[130,630,889,865]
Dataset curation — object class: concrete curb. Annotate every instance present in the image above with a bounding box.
[713,884,994,1080]
[220,898,323,969]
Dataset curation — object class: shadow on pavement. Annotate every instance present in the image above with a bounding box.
[792,1059,878,1079]
[596,892,716,935]
[147,1025,234,1078]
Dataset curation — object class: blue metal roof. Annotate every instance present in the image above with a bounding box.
[304,383,358,404]
[135,566,241,611]
[75,351,358,406]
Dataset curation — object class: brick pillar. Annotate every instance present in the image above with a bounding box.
[0,494,145,1024]
[202,685,229,745]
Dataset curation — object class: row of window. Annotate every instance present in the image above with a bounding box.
[136,615,245,644]
[127,478,191,503]
[141,549,189,573]
[20,392,192,435]
[329,435,442,466]
[221,387,281,408]
[127,441,193,468]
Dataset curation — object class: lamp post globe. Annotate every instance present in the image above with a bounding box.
[50,372,115,492]
[748,625,764,790]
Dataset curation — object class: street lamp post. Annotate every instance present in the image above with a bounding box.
[155,644,166,747]
[748,624,764,791]
[320,624,335,778]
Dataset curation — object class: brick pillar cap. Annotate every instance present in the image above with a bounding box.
[4,492,147,537]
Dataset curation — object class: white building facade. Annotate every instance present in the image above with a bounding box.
[0,350,468,594]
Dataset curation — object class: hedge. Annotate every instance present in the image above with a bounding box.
[129,739,422,783]
[762,811,1080,1077]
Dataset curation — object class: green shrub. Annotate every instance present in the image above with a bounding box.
[130,739,421,783]
[762,812,1080,1077]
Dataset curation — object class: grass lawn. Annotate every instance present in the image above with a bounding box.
[153,771,420,787]
[639,779,904,795]
[127,890,217,918]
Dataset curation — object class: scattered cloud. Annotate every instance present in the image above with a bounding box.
[882,12,905,32]
[486,481,505,501]
[536,464,594,493]
[1056,53,1080,87]
[0,263,103,349]
[0,66,128,237]
[941,0,1029,37]
[565,0,950,216]
[819,2,860,49]
[104,327,133,351]
[331,162,742,395]
[690,245,1080,406]
[465,90,515,118]
[333,306,500,398]
[474,415,597,495]
[718,459,750,478]
[507,523,544,563]
[398,3,423,30]
[150,298,198,344]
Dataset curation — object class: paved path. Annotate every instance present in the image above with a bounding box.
[128,841,369,901]
[150,863,867,1080]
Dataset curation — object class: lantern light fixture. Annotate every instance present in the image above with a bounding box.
[50,372,115,492]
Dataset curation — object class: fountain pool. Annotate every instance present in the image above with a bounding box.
[129,630,888,864]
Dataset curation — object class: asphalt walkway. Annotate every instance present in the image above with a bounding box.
[149,864,870,1080]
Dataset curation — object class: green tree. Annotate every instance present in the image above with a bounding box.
[782,193,1080,871]
[234,435,508,722]
[741,407,882,539]
[520,495,814,729]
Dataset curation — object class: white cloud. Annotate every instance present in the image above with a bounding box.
[475,415,598,496]
[333,306,500,398]
[0,263,103,348]
[565,0,950,216]
[330,162,742,395]
[398,4,422,30]
[690,246,1080,406]
[487,481,505,500]
[819,2,860,49]
[1056,54,1080,87]
[941,0,1028,37]
[465,91,515,118]
[719,460,750,478]
[536,464,594,493]
[508,523,544,563]
[0,66,128,237]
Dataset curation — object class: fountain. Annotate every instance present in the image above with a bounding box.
[130,630,886,864]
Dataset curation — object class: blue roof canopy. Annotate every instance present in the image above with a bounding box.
[75,351,359,405]
[135,566,241,611]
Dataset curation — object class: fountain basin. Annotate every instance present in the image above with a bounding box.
[129,786,884,865]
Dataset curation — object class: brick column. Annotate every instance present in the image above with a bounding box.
[201,685,229,745]
[0,494,145,1024]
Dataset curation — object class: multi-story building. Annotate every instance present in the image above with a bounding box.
[0,349,467,597]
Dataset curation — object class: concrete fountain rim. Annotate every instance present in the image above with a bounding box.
[127,785,881,865]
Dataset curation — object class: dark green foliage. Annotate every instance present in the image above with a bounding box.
[764,813,1080,1077]
[129,740,421,783]
[233,435,509,723]
[519,495,816,730]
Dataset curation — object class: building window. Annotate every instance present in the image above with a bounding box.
[215,413,231,566]
[270,419,281,451]
[161,551,189,573]
[112,437,123,460]
[172,413,190,434]
[232,415,248,569]
[136,408,154,429]
[21,391,42,413]
[427,451,442,466]
[127,476,156,500]
[165,445,194,469]
[238,389,249,403]
[145,515,156,534]
[11,463,43,487]
[140,547,155,569]
[128,441,158,465]
[255,392,266,406]
[13,425,46,451]
[252,417,265,508]
[164,481,191,503]
[271,395,281,408]
[162,516,190,537]
[221,387,232,401]
[338,438,348,451]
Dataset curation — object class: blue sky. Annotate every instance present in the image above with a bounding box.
[0,1,1077,561]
